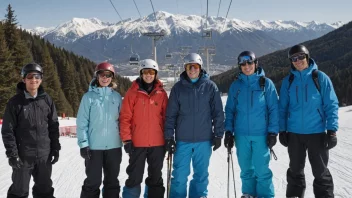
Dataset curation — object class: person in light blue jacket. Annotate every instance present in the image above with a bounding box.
[224,51,279,198]
[77,62,123,198]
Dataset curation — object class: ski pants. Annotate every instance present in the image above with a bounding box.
[170,141,212,198]
[286,132,334,198]
[122,146,165,198]
[235,135,274,198]
[81,148,122,198]
[7,155,54,198]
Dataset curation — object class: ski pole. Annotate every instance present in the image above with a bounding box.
[167,153,173,198]
[227,149,230,198]
[230,151,237,198]
[270,148,277,160]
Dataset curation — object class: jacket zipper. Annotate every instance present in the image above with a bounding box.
[251,91,254,108]
[296,86,299,103]
[305,84,308,102]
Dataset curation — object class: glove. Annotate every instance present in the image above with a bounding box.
[165,139,176,154]
[9,157,23,169]
[80,146,91,160]
[325,130,337,149]
[224,131,234,149]
[123,140,134,155]
[267,133,277,149]
[279,131,289,147]
[212,136,222,151]
[50,150,59,164]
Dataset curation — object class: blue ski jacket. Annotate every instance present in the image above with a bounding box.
[164,70,224,142]
[77,79,123,149]
[225,67,279,136]
[279,59,339,134]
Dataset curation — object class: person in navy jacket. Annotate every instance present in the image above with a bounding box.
[224,51,279,198]
[279,45,339,198]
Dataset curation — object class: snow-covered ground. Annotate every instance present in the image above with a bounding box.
[0,97,351,198]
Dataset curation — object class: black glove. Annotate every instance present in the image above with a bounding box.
[325,130,337,149]
[165,139,176,154]
[279,131,289,147]
[267,133,277,149]
[9,157,23,169]
[212,136,222,151]
[224,131,234,149]
[80,147,91,160]
[50,150,59,164]
[124,140,134,155]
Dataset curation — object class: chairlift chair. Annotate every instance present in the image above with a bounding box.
[165,53,172,60]
[129,54,140,65]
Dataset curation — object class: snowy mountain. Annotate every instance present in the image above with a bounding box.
[28,11,344,67]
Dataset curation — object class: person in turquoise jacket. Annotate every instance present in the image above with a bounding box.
[77,62,123,198]
[224,51,279,198]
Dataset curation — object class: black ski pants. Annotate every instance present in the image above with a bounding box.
[286,132,334,198]
[125,146,165,198]
[7,155,54,198]
[81,148,122,198]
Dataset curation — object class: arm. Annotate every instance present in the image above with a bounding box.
[164,86,179,140]
[76,94,90,148]
[279,77,289,132]
[210,82,225,138]
[47,96,61,150]
[265,79,279,134]
[224,83,236,134]
[119,91,134,142]
[1,101,19,158]
[161,91,168,132]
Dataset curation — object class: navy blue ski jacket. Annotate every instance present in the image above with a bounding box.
[164,70,224,142]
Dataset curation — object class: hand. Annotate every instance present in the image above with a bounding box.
[279,131,289,147]
[325,130,337,149]
[50,150,59,164]
[212,136,222,151]
[267,133,277,149]
[224,131,234,149]
[123,140,134,155]
[165,139,176,154]
[9,157,23,169]
[80,147,91,160]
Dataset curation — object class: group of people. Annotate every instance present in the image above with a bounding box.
[1,44,339,198]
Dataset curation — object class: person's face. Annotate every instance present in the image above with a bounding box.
[239,60,256,76]
[290,53,308,71]
[97,71,113,87]
[141,69,156,83]
[185,63,201,80]
[23,72,42,91]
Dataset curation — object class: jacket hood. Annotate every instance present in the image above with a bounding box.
[238,66,265,86]
[16,82,46,98]
[88,78,113,97]
[290,58,318,77]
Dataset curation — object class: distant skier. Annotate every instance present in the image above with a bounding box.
[224,51,278,198]
[77,62,123,198]
[279,45,339,198]
[120,59,168,198]
[1,63,60,198]
[164,53,224,198]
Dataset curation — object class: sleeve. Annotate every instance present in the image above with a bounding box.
[47,96,61,150]
[210,82,225,138]
[119,90,134,142]
[76,94,91,148]
[265,79,279,134]
[161,91,168,132]
[164,86,179,140]
[1,100,19,158]
[279,77,290,132]
[320,72,339,132]
[224,83,236,134]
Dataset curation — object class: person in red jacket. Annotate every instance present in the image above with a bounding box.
[120,59,168,198]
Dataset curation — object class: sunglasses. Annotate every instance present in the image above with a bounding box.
[26,73,42,80]
[239,61,255,67]
[142,69,156,75]
[98,72,113,78]
[290,54,306,62]
[185,64,201,71]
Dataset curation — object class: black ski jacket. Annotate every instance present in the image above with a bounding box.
[1,82,60,160]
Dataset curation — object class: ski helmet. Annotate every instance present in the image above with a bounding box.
[139,59,159,74]
[95,62,115,77]
[288,44,310,60]
[21,63,43,78]
[183,53,203,68]
[237,51,258,66]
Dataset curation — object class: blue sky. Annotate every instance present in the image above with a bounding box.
[0,0,351,29]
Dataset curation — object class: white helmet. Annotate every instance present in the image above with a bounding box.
[139,59,159,72]
[183,53,203,68]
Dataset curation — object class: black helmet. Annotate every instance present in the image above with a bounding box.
[21,63,43,78]
[288,44,309,59]
[237,51,258,66]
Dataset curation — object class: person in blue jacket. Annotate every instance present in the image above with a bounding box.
[164,53,224,198]
[279,45,339,198]
[224,51,279,198]
[76,62,123,198]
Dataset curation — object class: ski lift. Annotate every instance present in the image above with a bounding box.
[129,54,140,65]
[165,53,172,60]
[202,30,212,38]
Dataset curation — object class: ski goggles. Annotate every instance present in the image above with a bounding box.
[290,54,306,62]
[26,73,42,80]
[142,69,156,75]
[185,64,201,71]
[238,56,255,66]
[98,71,113,78]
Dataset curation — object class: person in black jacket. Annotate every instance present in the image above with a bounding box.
[1,63,61,198]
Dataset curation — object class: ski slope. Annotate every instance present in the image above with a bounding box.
[0,97,351,198]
